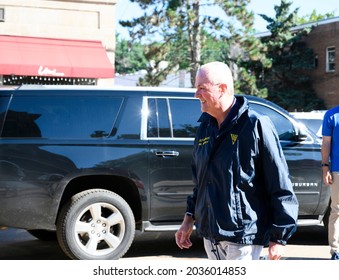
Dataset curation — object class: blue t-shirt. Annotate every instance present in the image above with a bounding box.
[322,106,339,171]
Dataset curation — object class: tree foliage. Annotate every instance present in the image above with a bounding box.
[115,36,148,74]
[295,9,335,25]
[215,0,271,97]
[116,0,330,110]
[255,0,325,111]
[119,0,268,94]
[119,0,200,86]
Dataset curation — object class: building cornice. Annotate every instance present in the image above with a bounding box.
[255,16,339,37]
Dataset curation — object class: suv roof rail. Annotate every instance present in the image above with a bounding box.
[14,84,197,93]
[18,85,47,90]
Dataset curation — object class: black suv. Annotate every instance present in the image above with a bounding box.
[0,86,329,260]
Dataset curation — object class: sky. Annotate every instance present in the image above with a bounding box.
[115,0,338,38]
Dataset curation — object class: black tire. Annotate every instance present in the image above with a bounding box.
[56,189,135,260]
[27,229,57,241]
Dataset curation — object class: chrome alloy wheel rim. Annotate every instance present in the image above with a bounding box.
[73,202,125,256]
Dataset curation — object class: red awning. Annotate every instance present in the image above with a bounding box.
[0,35,114,78]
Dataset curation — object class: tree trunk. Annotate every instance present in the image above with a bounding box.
[188,0,201,87]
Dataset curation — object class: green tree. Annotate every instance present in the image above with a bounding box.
[137,42,175,86]
[120,0,200,86]
[119,0,269,92]
[256,0,325,111]
[200,31,228,64]
[215,0,271,96]
[296,9,336,25]
[115,36,148,74]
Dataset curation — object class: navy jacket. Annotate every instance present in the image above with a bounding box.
[186,96,298,245]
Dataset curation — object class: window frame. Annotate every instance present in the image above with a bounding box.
[0,8,4,22]
[326,46,335,72]
[141,96,200,141]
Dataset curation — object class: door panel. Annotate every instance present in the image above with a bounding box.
[145,97,201,222]
[250,103,323,215]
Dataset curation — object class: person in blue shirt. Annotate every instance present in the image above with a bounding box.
[322,106,339,260]
[175,61,298,260]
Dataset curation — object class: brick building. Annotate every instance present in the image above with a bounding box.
[301,17,339,109]
[257,17,339,109]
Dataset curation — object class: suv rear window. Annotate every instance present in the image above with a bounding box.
[2,96,123,139]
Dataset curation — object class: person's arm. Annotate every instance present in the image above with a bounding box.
[175,213,194,249]
[321,136,333,185]
[175,142,198,250]
[268,242,285,260]
[175,184,196,249]
[257,116,299,247]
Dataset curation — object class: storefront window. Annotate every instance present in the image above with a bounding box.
[2,75,97,86]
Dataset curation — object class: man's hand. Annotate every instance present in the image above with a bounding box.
[323,169,333,186]
[175,215,194,249]
[268,242,285,260]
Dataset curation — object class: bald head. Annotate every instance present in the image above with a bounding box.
[195,61,234,95]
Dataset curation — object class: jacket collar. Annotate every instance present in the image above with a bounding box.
[198,95,249,126]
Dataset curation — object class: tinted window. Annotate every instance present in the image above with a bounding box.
[147,97,200,138]
[250,103,295,140]
[147,98,171,137]
[0,96,11,133]
[0,96,10,114]
[115,97,142,139]
[2,96,122,139]
[170,99,200,138]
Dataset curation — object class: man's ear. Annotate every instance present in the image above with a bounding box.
[219,83,227,93]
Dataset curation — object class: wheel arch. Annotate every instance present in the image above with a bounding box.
[56,175,142,229]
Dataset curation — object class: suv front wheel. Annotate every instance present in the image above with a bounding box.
[56,189,135,260]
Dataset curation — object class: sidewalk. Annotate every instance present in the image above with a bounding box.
[261,244,330,260]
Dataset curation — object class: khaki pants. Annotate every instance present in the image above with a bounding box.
[329,172,339,255]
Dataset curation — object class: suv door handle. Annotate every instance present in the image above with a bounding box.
[155,151,180,158]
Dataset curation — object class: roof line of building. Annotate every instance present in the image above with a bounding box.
[255,15,339,37]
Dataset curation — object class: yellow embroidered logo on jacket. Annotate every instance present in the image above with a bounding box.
[198,137,210,146]
[231,134,238,145]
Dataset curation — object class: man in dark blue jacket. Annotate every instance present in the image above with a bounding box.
[175,61,299,260]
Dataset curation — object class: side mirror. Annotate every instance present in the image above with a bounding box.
[295,124,309,141]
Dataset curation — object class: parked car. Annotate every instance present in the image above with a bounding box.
[290,111,326,138]
[0,85,330,260]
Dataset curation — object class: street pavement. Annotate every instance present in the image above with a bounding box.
[124,224,330,260]
[0,224,331,260]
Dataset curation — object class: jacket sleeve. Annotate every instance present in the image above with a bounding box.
[257,115,299,245]
[186,147,198,216]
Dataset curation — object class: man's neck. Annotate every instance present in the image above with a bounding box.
[216,96,236,127]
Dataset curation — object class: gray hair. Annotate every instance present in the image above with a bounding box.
[197,61,234,93]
